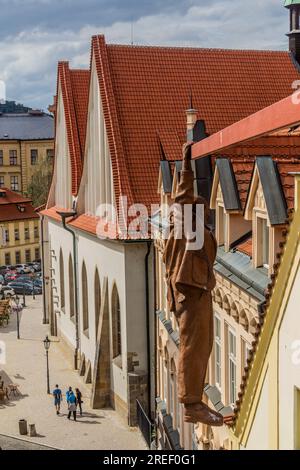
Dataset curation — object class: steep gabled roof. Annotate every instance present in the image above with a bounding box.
[57,62,90,196]
[92,36,300,208]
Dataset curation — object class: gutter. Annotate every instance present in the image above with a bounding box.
[216,255,267,298]
[144,241,152,419]
[56,210,80,370]
[40,215,47,324]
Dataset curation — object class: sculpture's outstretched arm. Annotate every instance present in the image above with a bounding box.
[175,142,195,205]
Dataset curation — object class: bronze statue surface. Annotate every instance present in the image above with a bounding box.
[163,143,224,427]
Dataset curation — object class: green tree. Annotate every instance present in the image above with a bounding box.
[26,157,53,208]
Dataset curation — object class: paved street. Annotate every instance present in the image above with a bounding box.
[0,296,146,450]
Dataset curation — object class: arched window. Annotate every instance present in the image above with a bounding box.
[69,255,75,319]
[94,269,101,334]
[82,262,89,336]
[59,249,65,311]
[112,284,121,359]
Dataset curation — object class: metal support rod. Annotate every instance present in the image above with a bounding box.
[16,308,20,340]
[46,350,50,394]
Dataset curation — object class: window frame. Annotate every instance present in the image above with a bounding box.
[227,326,237,405]
[10,175,19,191]
[9,150,18,166]
[214,314,222,390]
[30,149,38,166]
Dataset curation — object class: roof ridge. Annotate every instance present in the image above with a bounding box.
[59,61,83,195]
[104,42,291,54]
[92,35,134,208]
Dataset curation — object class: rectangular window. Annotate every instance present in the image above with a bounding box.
[24,227,30,240]
[228,328,237,405]
[214,315,222,389]
[31,149,38,165]
[10,176,19,191]
[34,226,39,239]
[0,176,4,188]
[4,229,9,243]
[218,205,227,246]
[0,150,3,166]
[47,148,54,160]
[15,251,21,264]
[5,253,11,265]
[14,228,20,241]
[258,217,269,268]
[35,248,40,260]
[25,249,31,263]
[9,150,18,166]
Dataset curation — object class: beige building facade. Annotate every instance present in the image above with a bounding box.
[0,111,54,195]
[0,189,40,266]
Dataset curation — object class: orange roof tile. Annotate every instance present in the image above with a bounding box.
[0,188,39,222]
[236,237,253,257]
[92,37,300,209]
[56,63,89,196]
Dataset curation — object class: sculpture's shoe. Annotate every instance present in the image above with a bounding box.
[184,403,224,426]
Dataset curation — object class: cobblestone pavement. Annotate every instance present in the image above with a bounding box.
[0,296,146,450]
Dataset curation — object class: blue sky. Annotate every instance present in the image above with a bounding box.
[0,0,290,111]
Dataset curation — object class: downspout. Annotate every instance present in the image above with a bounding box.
[57,210,79,371]
[41,215,47,324]
[145,241,152,418]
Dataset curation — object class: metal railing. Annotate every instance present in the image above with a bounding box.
[136,399,154,448]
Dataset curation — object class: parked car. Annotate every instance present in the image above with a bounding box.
[0,286,15,299]
[15,264,32,274]
[7,282,42,295]
[27,262,41,272]
[5,272,18,283]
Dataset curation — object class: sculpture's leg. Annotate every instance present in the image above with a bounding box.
[176,289,213,404]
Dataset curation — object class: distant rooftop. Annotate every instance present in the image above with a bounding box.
[0,111,54,141]
[0,100,31,114]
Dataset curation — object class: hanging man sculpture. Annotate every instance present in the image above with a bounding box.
[163,142,224,426]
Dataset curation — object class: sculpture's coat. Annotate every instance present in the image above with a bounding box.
[163,147,217,404]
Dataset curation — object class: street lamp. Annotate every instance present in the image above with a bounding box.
[14,295,21,340]
[22,285,27,308]
[43,335,51,394]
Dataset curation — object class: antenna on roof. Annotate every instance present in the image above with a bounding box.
[131,18,134,45]
[189,90,194,111]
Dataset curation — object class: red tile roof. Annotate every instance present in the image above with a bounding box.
[0,188,39,222]
[236,237,253,257]
[56,62,90,196]
[93,37,300,209]
[213,135,300,211]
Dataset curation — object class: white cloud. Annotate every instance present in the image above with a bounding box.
[0,0,290,110]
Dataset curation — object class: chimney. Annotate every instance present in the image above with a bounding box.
[285,0,300,64]
[186,93,198,141]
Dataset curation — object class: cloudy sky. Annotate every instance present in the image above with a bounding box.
[0,0,290,111]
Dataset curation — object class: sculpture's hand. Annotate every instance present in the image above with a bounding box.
[182,142,193,162]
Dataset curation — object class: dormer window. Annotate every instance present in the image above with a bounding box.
[17,205,25,213]
[217,204,227,248]
[257,216,269,269]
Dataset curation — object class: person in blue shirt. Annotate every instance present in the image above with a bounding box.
[66,386,72,404]
[52,385,62,415]
[67,390,77,421]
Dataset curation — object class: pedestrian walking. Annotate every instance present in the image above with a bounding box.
[75,388,83,416]
[66,386,72,404]
[52,384,62,415]
[67,390,77,421]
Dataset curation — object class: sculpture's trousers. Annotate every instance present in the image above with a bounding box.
[175,288,214,404]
